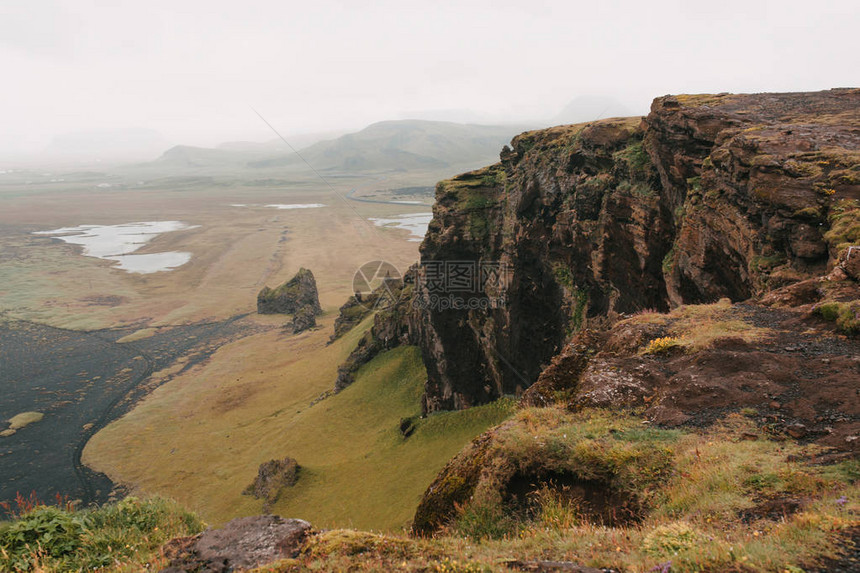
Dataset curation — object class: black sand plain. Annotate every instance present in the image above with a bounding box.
[0,316,249,507]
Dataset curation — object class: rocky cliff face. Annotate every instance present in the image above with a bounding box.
[333,271,423,392]
[414,89,859,413]
[645,91,859,303]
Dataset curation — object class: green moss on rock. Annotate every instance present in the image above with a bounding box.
[257,268,322,333]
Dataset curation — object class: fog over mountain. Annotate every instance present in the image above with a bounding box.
[1,0,856,162]
[44,128,170,162]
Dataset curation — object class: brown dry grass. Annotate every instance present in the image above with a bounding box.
[625,298,771,352]
[0,177,425,329]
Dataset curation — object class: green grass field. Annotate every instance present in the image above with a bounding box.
[1,156,502,532]
[85,326,514,532]
[268,346,515,531]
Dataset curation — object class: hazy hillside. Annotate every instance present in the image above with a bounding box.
[146,120,529,175]
[248,119,531,172]
[216,130,347,153]
[154,144,258,168]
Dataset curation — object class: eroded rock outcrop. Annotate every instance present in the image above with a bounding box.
[329,295,374,342]
[415,118,672,413]
[243,457,300,513]
[333,271,422,392]
[257,268,322,333]
[413,89,859,412]
[645,90,859,303]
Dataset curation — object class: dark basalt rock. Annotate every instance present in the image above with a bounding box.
[519,329,603,408]
[291,305,318,334]
[411,89,859,413]
[844,247,860,281]
[329,294,374,342]
[160,515,312,573]
[257,268,322,333]
[243,457,300,512]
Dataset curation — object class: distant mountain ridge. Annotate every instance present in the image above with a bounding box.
[249,119,532,172]
[153,120,532,173]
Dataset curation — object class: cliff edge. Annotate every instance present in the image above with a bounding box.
[412,89,859,412]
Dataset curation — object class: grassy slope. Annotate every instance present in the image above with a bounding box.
[85,318,513,532]
[271,346,514,531]
[254,408,859,573]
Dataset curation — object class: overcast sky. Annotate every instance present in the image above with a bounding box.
[1,0,857,158]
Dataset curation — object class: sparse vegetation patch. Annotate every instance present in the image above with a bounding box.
[0,496,203,572]
[814,300,860,334]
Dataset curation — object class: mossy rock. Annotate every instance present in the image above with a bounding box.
[815,300,860,334]
[243,457,301,512]
[411,430,496,536]
[258,268,322,316]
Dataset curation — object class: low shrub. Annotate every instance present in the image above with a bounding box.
[641,521,704,556]
[0,496,203,572]
[0,506,85,570]
[815,300,860,334]
[642,336,682,354]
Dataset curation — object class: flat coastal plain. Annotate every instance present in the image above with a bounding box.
[0,167,430,513]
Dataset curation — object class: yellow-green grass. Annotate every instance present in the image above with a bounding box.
[627,298,771,352]
[85,320,513,531]
[268,347,515,531]
[255,409,859,573]
[83,314,371,524]
[0,496,203,573]
[824,198,860,257]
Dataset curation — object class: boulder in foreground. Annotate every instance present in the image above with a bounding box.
[160,515,311,572]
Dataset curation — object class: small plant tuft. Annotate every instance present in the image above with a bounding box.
[641,521,704,556]
[814,300,860,334]
[452,503,519,540]
[643,336,682,355]
[0,496,203,572]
